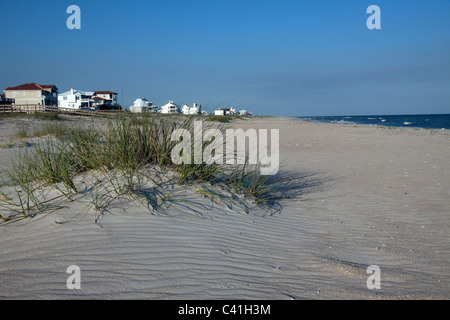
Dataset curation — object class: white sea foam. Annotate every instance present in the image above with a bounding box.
[331,120,354,124]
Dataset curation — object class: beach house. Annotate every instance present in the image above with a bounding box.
[58,88,96,110]
[238,110,252,116]
[213,107,235,116]
[181,103,202,115]
[129,98,157,113]
[4,83,58,107]
[93,91,121,110]
[159,101,180,114]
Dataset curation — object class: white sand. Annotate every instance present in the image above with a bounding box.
[0,116,448,299]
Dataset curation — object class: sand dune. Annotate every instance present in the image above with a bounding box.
[0,116,448,299]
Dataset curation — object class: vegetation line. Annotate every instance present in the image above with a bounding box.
[0,114,282,222]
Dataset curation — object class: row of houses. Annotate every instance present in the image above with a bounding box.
[130,99,204,115]
[129,98,252,116]
[2,82,252,116]
[1,83,120,110]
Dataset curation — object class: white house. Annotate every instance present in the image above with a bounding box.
[129,98,157,113]
[238,110,252,116]
[213,107,235,116]
[159,101,180,114]
[181,103,202,115]
[58,88,96,109]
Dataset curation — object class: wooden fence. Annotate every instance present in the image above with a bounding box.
[0,105,124,116]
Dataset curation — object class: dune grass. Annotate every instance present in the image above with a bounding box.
[203,115,234,123]
[0,111,61,121]
[0,114,280,221]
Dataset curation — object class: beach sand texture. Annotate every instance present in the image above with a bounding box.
[0,116,448,299]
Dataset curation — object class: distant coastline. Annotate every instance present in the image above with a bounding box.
[295,114,450,130]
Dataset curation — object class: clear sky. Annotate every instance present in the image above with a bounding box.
[1,0,449,116]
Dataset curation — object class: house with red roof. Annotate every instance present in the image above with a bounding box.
[93,91,121,110]
[4,83,58,107]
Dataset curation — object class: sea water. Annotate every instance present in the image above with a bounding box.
[296,114,450,130]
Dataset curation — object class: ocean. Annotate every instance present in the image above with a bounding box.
[296,114,450,130]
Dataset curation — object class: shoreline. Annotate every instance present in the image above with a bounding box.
[0,115,448,299]
[288,114,450,131]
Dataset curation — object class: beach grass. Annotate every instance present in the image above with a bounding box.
[0,111,61,121]
[203,115,234,123]
[14,126,30,139]
[0,114,281,221]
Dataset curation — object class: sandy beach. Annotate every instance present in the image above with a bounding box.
[0,115,448,299]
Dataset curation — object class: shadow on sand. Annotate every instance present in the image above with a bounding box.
[134,169,333,217]
[259,169,332,212]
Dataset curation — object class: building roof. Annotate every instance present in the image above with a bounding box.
[133,98,151,108]
[5,83,58,91]
[183,103,201,108]
[162,100,179,106]
[59,89,95,96]
[94,91,118,95]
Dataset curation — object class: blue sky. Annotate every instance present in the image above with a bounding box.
[1,0,449,116]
